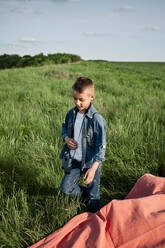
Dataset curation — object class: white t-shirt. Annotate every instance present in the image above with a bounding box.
[71,112,84,161]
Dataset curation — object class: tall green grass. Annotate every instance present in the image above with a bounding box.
[0,61,165,247]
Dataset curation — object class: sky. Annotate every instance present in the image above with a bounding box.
[0,0,165,61]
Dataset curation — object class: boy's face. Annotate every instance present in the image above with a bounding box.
[72,89,94,114]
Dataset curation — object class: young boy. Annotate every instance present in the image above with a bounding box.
[59,77,106,212]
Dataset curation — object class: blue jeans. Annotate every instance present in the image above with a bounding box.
[60,160,101,212]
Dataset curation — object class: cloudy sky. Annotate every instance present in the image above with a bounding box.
[0,0,165,61]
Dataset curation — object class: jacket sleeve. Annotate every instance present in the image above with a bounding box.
[93,114,106,163]
[61,111,70,141]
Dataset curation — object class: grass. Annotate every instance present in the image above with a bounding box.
[0,60,165,247]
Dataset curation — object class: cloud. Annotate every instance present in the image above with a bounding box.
[33,10,44,16]
[10,7,23,14]
[8,42,35,50]
[19,37,40,48]
[20,37,36,42]
[144,26,160,31]
[8,44,17,49]
[114,6,136,12]
[83,32,111,37]
[56,40,65,44]
[51,0,80,2]
[68,0,80,1]
[6,41,37,55]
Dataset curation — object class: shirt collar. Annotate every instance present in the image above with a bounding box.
[73,103,97,119]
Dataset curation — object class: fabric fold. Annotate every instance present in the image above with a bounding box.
[29,174,165,248]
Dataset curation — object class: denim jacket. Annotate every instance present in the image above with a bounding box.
[59,103,106,170]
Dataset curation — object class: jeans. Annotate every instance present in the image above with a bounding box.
[60,160,101,212]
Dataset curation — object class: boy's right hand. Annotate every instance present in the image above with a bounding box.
[65,136,77,150]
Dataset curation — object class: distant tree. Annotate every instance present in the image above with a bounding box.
[0,54,21,69]
[0,53,82,69]
[32,53,47,66]
[17,55,33,67]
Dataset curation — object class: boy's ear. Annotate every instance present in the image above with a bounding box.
[91,92,96,100]
[90,95,94,101]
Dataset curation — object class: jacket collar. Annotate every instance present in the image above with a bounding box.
[73,103,97,119]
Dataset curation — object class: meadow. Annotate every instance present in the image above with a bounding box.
[0,60,165,247]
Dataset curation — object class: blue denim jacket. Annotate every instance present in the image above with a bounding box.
[60,103,106,170]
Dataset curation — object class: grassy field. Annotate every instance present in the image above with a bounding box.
[0,60,165,247]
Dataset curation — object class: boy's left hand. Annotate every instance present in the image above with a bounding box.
[83,168,96,185]
[83,162,100,185]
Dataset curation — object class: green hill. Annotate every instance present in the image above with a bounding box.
[0,60,165,247]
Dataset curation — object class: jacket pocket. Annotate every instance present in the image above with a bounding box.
[86,127,94,146]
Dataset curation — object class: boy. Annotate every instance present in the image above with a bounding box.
[59,77,106,212]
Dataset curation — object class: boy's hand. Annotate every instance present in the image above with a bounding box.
[83,167,96,185]
[83,162,100,185]
[65,136,77,150]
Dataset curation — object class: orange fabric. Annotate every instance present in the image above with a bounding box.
[29,174,165,248]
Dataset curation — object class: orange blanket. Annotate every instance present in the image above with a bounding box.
[29,174,165,248]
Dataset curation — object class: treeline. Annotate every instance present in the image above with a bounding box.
[0,53,82,69]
